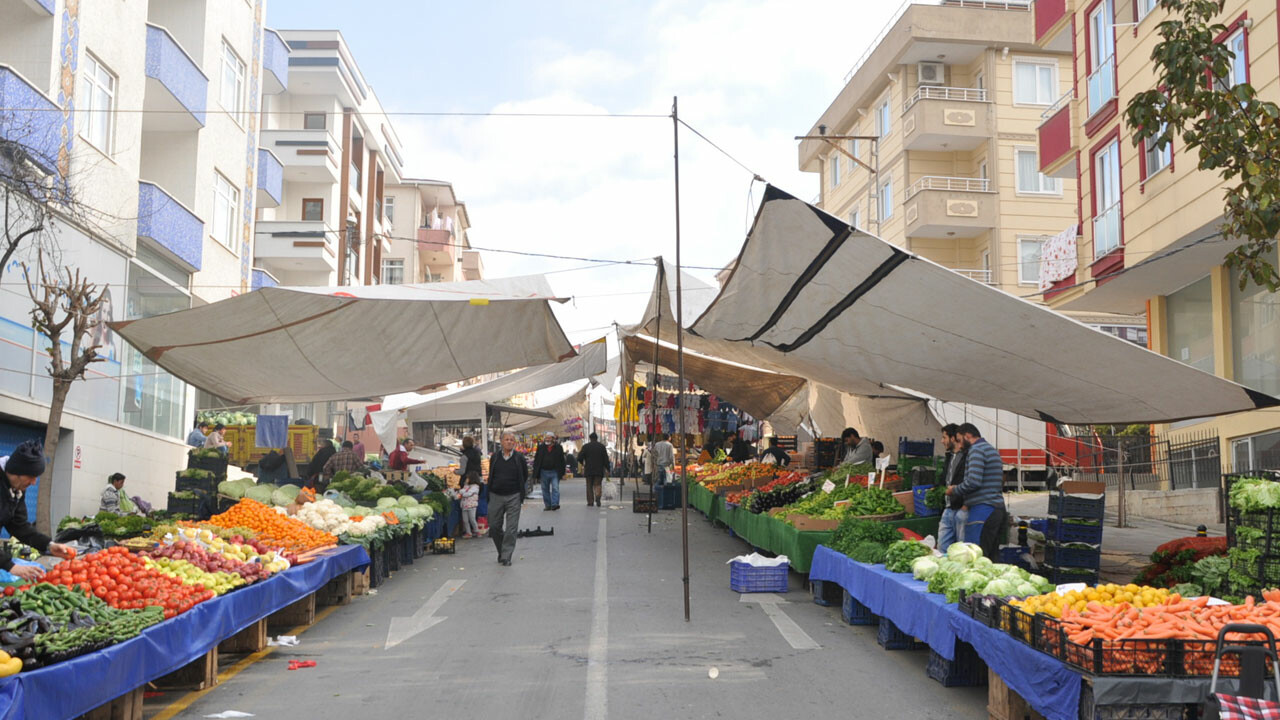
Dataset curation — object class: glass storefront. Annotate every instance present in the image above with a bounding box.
[1230,248,1280,396]
[121,254,190,438]
[1165,276,1215,374]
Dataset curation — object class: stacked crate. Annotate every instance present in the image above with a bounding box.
[1225,472,1280,597]
[1043,481,1105,586]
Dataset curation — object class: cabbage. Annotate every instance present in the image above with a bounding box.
[957,570,987,591]
[354,506,375,516]
[947,542,984,564]
[1015,582,1039,597]
[1029,574,1054,593]
[392,508,408,522]
[973,557,994,570]
[397,495,419,506]
[1229,477,1280,512]
[246,485,275,504]
[376,497,398,509]
[982,578,1016,597]
[218,480,244,498]
[277,484,300,498]
[912,556,940,580]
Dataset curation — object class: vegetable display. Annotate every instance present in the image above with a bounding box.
[884,540,933,573]
[1011,584,1172,618]
[784,482,903,521]
[924,486,947,511]
[914,543,1054,603]
[208,499,337,555]
[40,547,214,618]
[1229,477,1280,512]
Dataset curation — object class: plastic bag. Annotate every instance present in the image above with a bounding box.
[404,472,428,492]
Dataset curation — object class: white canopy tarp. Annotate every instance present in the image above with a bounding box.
[503,380,590,435]
[688,186,1279,425]
[111,275,575,405]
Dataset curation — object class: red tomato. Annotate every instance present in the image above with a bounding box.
[3,587,13,596]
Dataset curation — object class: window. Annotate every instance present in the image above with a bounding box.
[974,71,985,91]
[220,41,245,122]
[1166,276,1215,374]
[1087,0,1117,116]
[1230,246,1279,395]
[303,113,326,130]
[877,100,890,139]
[78,54,116,153]
[1143,129,1172,178]
[978,160,988,180]
[302,198,324,222]
[1233,430,1280,473]
[1013,60,1057,105]
[384,196,395,224]
[212,172,240,250]
[829,154,841,188]
[122,260,190,439]
[1092,139,1121,256]
[879,180,893,219]
[382,258,405,285]
[849,208,860,229]
[850,138,860,163]
[1016,148,1061,194]
[1219,28,1248,90]
[1136,0,1157,21]
[1018,237,1045,285]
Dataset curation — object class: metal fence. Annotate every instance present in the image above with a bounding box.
[1061,430,1222,492]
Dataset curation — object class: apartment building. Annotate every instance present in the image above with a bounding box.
[1033,0,1280,471]
[0,0,287,518]
[800,0,1078,294]
[382,178,480,284]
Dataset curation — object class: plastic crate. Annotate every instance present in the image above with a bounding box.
[368,546,388,588]
[1045,564,1099,586]
[1048,492,1105,520]
[842,589,877,625]
[398,535,414,566]
[1027,517,1050,535]
[1078,678,1189,720]
[899,437,936,458]
[658,484,683,510]
[633,491,657,514]
[175,471,219,494]
[926,642,987,687]
[166,492,205,517]
[898,456,939,479]
[877,616,926,650]
[998,600,1035,646]
[385,542,401,573]
[998,545,1031,568]
[1049,518,1105,545]
[1045,543,1102,570]
[811,579,842,607]
[186,453,228,477]
[730,561,789,593]
[912,484,942,517]
[411,528,425,558]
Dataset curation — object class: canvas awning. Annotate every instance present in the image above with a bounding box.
[111,276,575,404]
[502,380,590,435]
[687,186,1279,425]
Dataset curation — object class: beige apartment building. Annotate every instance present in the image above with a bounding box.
[382,179,481,284]
[1034,0,1280,471]
[800,1,1079,294]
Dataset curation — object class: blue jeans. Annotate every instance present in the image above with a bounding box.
[540,470,560,508]
[939,507,968,552]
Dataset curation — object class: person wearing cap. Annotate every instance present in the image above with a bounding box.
[187,420,210,448]
[0,441,77,580]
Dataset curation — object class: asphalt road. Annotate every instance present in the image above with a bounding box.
[149,479,988,720]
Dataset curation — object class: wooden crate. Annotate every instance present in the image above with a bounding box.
[82,685,144,720]
[316,571,354,607]
[352,568,370,595]
[217,618,267,654]
[268,592,316,628]
[154,648,218,691]
[987,669,1043,720]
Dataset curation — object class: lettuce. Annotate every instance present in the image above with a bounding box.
[912,556,940,580]
[1229,478,1280,512]
[947,542,984,564]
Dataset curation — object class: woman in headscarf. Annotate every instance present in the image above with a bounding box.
[1,441,77,580]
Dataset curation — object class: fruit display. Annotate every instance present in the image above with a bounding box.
[784,482,903,521]
[143,556,246,595]
[208,499,337,555]
[41,546,214,618]
[144,540,275,587]
[1011,583,1173,618]
[695,462,779,491]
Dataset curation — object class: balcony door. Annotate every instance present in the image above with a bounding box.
[1088,0,1116,116]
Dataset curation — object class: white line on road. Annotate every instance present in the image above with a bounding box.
[384,578,466,649]
[584,516,608,720]
[740,594,820,650]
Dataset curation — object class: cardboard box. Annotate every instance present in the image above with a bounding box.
[893,490,915,509]
[789,513,840,532]
[1059,480,1106,495]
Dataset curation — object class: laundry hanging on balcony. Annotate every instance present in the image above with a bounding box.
[1038,223,1079,293]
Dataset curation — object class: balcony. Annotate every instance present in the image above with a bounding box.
[22,0,55,14]
[417,227,455,276]
[1038,92,1076,179]
[901,86,992,151]
[137,181,204,272]
[348,163,363,204]
[903,176,997,239]
[0,66,61,175]
[256,148,282,208]
[262,29,289,95]
[251,268,279,291]
[952,268,994,285]
[1086,56,1117,123]
[254,220,339,276]
[143,24,207,131]
[259,128,342,183]
[1034,0,1073,51]
[461,249,484,281]
[1091,203,1122,278]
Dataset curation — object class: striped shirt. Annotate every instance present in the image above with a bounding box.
[957,438,1003,508]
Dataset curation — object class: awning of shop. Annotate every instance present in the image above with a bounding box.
[111,275,575,405]
[686,185,1279,425]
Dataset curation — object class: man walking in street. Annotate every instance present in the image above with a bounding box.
[578,432,610,507]
[937,424,969,551]
[653,433,675,485]
[487,432,527,566]
[531,432,565,511]
[948,423,1006,553]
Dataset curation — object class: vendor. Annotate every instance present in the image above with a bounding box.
[728,433,753,463]
[99,473,127,514]
[757,437,791,467]
[305,439,338,486]
[203,423,231,456]
[841,427,873,465]
[0,441,77,580]
[388,438,421,471]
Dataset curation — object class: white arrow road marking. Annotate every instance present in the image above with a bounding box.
[385,578,466,649]
[740,594,820,650]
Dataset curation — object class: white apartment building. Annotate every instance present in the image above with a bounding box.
[382,178,480,284]
[0,0,288,520]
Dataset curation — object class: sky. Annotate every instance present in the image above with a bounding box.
[266,0,906,345]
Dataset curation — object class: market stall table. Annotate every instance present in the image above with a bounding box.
[0,544,370,720]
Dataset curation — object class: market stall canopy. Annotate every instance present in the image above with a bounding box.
[502,379,590,435]
[688,185,1280,425]
[111,276,575,405]
[622,334,805,421]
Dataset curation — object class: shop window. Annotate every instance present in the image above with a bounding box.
[122,260,190,439]
[1230,247,1280,395]
[1165,276,1215,374]
[1233,430,1280,472]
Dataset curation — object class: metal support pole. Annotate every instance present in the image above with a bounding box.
[1116,440,1127,529]
[648,266,662,535]
[673,96,691,622]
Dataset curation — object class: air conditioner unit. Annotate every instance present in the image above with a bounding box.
[918,62,946,86]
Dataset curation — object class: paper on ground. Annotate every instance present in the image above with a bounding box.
[267,635,299,647]
[204,712,254,718]
[728,552,789,567]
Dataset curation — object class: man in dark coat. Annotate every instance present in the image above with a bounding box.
[577,433,611,507]
[487,432,528,566]
[0,441,76,579]
[531,433,566,511]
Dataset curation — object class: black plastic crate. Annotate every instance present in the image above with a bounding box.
[1048,491,1105,520]
[1045,564,1099,586]
[658,483,683,510]
[175,470,219,494]
[877,616,925,650]
[898,436,935,458]
[166,492,205,517]
[842,589,877,626]
[187,453,229,476]
[385,542,401,573]
[216,494,238,513]
[926,641,987,687]
[973,598,1000,628]
[1049,518,1105,545]
[369,546,388,587]
[998,600,1035,646]
[398,535,414,566]
[1078,678,1189,720]
[957,591,977,618]
[411,528,425,558]
[1227,554,1280,598]
[811,579,842,607]
[633,491,657,514]
[1045,543,1102,570]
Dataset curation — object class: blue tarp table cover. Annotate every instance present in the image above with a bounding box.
[950,610,1082,720]
[0,544,369,720]
[808,545,958,658]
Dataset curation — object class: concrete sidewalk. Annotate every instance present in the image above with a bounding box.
[1004,492,1224,584]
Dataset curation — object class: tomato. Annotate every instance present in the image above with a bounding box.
[2,587,13,597]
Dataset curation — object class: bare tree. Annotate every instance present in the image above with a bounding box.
[24,249,106,533]
[0,138,60,282]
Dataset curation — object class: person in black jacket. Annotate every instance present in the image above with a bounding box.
[531,432,566,511]
[487,432,528,566]
[577,433,611,507]
[728,433,753,463]
[1,441,76,579]
[757,437,791,467]
[304,440,337,487]
[938,424,970,551]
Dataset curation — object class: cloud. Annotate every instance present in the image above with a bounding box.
[535,49,638,90]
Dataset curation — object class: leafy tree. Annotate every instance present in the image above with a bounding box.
[1126,0,1279,290]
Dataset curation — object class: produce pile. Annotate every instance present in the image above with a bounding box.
[196,410,257,427]
[58,512,149,539]
[783,481,903,522]
[0,583,165,670]
[911,542,1055,603]
[39,546,214,618]
[1011,583,1173,618]
[735,473,811,513]
[828,517,903,563]
[924,486,947,511]
[694,463,779,491]
[208,499,337,556]
[1226,477,1280,597]
[1133,536,1229,596]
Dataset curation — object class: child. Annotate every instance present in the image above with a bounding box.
[459,476,481,538]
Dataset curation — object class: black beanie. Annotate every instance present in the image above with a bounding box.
[6,440,46,478]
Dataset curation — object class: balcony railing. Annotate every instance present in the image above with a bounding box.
[137,181,204,271]
[903,85,989,111]
[0,66,61,175]
[349,164,361,196]
[262,29,289,94]
[952,268,994,284]
[256,148,283,207]
[1041,89,1072,122]
[1087,56,1116,118]
[906,175,992,198]
[1093,202,1121,257]
[144,24,208,127]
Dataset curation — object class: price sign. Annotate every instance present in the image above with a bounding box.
[834,499,851,508]
[868,472,877,487]
[821,480,836,493]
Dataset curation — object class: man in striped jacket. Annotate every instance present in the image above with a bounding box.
[947,423,1006,552]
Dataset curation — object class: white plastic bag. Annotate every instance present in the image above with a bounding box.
[602,479,621,502]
